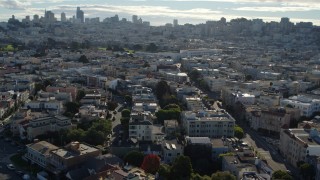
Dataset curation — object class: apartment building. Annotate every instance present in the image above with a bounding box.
[247,107,292,134]
[26,115,73,141]
[280,95,320,117]
[129,119,153,141]
[280,128,320,167]
[46,86,77,101]
[181,110,235,138]
[25,141,59,168]
[162,139,183,163]
[25,100,63,113]
[50,141,101,171]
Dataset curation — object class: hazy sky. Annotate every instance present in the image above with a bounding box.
[0,0,319,25]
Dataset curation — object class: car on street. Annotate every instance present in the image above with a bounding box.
[7,164,15,170]
[16,170,24,175]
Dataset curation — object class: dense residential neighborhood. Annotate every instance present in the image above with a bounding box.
[0,5,320,180]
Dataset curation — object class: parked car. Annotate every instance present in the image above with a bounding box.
[16,170,24,175]
[7,164,15,170]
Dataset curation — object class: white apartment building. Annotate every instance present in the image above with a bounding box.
[256,94,280,107]
[25,100,63,113]
[221,88,256,108]
[181,110,235,138]
[204,77,226,92]
[280,128,320,167]
[280,95,320,117]
[129,119,153,141]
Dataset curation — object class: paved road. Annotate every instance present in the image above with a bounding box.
[241,124,299,178]
[0,138,26,180]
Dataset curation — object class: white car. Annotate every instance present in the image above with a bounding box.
[7,164,15,170]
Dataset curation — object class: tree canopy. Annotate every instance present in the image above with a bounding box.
[299,163,315,180]
[234,125,244,139]
[121,109,131,118]
[124,151,145,167]
[211,171,236,180]
[79,55,89,63]
[141,154,160,174]
[170,155,193,179]
[272,170,293,180]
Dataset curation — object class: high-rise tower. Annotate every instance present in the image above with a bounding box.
[61,12,66,22]
[76,7,84,23]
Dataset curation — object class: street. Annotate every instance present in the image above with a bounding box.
[240,124,298,178]
[0,138,25,180]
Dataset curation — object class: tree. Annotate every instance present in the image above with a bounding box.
[245,75,252,81]
[84,119,112,145]
[107,101,118,111]
[170,155,193,179]
[163,104,180,110]
[158,164,171,179]
[121,109,131,118]
[124,151,144,167]
[299,163,315,180]
[211,171,236,180]
[76,90,86,102]
[34,83,45,95]
[146,43,158,52]
[272,170,293,180]
[141,154,160,174]
[66,128,85,142]
[191,173,211,180]
[124,95,132,104]
[155,109,181,124]
[64,102,80,115]
[234,126,244,139]
[120,117,130,138]
[189,69,201,82]
[79,55,89,63]
[90,119,112,137]
[160,94,179,108]
[85,128,105,145]
[155,80,171,100]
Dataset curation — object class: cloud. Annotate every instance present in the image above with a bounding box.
[0,0,30,10]
[52,4,222,20]
[233,6,320,12]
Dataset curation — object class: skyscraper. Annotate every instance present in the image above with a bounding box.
[76,7,84,23]
[132,15,138,24]
[173,19,178,27]
[61,12,66,22]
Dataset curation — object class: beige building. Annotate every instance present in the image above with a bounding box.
[280,128,320,167]
[25,141,59,168]
[50,141,101,170]
[26,115,73,141]
[181,110,235,138]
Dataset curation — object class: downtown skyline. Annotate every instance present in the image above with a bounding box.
[0,0,319,25]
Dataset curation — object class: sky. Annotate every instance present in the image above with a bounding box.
[0,0,319,26]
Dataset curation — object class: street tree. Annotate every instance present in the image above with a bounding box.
[234,125,244,139]
[141,154,160,174]
[121,109,131,118]
[124,151,144,167]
